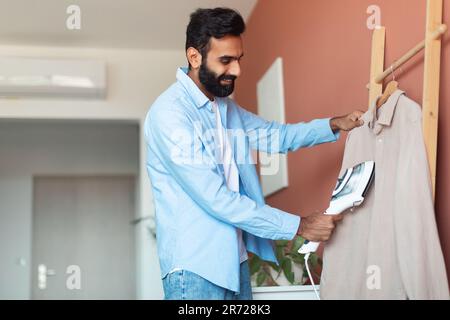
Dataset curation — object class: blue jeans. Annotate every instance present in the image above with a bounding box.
[162,261,253,300]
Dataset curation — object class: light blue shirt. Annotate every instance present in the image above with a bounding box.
[144,67,340,293]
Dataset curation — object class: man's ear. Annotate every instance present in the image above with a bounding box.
[186,47,202,69]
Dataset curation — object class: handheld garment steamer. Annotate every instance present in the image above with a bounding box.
[298,160,375,299]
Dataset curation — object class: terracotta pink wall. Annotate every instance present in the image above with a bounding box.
[234,0,450,281]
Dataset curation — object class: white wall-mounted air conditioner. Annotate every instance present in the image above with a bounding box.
[0,57,106,99]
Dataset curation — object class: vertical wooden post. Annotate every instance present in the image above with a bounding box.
[369,27,386,107]
[423,0,443,201]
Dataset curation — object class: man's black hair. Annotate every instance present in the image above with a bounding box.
[185,7,246,68]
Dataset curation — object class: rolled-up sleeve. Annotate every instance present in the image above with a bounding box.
[237,104,340,154]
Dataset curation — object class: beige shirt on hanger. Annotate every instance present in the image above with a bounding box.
[321,90,449,300]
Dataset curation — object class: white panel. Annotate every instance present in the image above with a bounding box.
[252,285,320,300]
[256,57,289,196]
[0,57,106,99]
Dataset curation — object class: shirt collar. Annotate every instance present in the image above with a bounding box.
[366,89,405,135]
[176,67,211,110]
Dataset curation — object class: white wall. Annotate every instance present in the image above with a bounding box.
[0,121,139,175]
[0,45,186,299]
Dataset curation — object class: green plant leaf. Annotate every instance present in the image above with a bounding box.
[291,254,305,265]
[275,240,289,247]
[249,256,262,276]
[285,270,295,284]
[256,271,267,287]
[281,258,295,284]
[267,261,280,272]
[291,236,305,253]
[280,257,289,268]
[302,267,309,280]
[275,246,284,263]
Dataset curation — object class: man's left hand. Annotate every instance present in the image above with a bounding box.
[330,111,365,132]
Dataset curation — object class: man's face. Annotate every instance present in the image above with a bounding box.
[199,35,244,98]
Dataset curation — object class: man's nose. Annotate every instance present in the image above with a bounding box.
[230,61,241,78]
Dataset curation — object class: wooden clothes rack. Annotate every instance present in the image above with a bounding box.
[368,0,447,201]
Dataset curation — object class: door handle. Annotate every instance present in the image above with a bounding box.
[38,264,56,289]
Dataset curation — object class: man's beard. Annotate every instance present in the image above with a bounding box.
[199,62,237,98]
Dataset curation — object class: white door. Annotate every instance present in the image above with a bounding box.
[31,176,136,299]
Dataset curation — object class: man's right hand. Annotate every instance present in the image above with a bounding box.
[297,212,344,242]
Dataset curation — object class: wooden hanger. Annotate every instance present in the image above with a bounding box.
[376,80,398,108]
[376,65,399,108]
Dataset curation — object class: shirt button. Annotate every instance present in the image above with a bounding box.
[378,138,383,143]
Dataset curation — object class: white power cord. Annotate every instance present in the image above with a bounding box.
[304,253,321,300]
